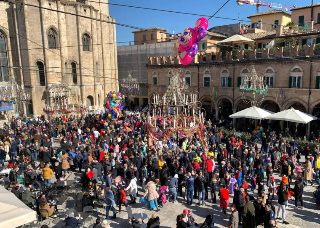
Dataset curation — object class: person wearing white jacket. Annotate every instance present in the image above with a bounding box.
[125,174,138,203]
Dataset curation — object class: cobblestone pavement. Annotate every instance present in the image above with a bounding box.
[33,170,319,228]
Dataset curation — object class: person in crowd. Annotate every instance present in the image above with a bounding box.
[242,196,256,228]
[143,181,159,211]
[219,184,229,216]
[293,177,304,208]
[39,198,56,218]
[65,212,80,228]
[276,183,289,224]
[147,213,160,228]
[125,174,138,203]
[264,204,276,228]
[186,172,194,205]
[169,174,178,203]
[41,163,54,185]
[105,187,117,219]
[228,204,239,228]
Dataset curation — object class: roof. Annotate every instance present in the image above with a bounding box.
[242,31,276,40]
[247,9,291,18]
[206,31,227,38]
[291,3,320,11]
[132,27,168,33]
[217,34,254,44]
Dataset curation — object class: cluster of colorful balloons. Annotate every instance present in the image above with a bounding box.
[106,91,124,119]
[177,17,209,65]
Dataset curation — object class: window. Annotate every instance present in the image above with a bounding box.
[71,62,77,84]
[274,20,279,29]
[185,70,191,86]
[238,68,250,87]
[221,69,231,87]
[252,23,258,28]
[299,16,304,26]
[318,13,320,24]
[82,33,90,51]
[48,28,57,49]
[202,43,206,50]
[0,32,9,82]
[316,76,320,89]
[289,66,302,88]
[221,77,228,87]
[290,76,302,88]
[143,34,146,41]
[37,61,45,86]
[203,70,211,87]
[307,39,315,45]
[151,33,154,40]
[152,72,158,85]
[264,68,274,88]
[168,70,173,85]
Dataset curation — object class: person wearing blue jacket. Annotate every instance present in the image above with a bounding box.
[186,172,195,205]
[105,187,117,219]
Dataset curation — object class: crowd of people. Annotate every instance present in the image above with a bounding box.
[0,113,320,228]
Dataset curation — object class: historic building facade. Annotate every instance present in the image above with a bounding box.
[0,0,118,116]
[147,47,320,132]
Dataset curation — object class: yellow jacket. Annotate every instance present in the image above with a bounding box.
[42,167,54,180]
[315,158,320,169]
[158,160,164,170]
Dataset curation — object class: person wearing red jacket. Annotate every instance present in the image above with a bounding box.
[205,157,215,180]
[117,184,128,213]
[219,185,230,215]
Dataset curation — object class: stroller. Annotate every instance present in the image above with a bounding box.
[157,186,168,208]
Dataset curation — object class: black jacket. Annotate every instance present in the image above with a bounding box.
[147,217,160,228]
[294,181,303,197]
[277,187,287,205]
[9,169,18,183]
[195,176,205,191]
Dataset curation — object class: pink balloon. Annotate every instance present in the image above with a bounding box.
[179,51,194,66]
[195,17,209,30]
[177,27,197,52]
[196,26,207,42]
[188,43,198,57]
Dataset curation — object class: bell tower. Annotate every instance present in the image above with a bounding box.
[88,0,110,16]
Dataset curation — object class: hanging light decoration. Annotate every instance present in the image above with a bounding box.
[240,66,268,106]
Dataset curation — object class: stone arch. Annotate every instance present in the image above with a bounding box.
[216,95,233,107]
[290,65,303,72]
[234,96,253,109]
[264,66,275,73]
[310,100,320,113]
[86,95,94,107]
[283,98,307,111]
[200,95,212,103]
[240,67,251,75]
[203,68,211,74]
[260,99,280,112]
[221,68,229,74]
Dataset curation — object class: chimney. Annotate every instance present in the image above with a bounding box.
[276,25,283,36]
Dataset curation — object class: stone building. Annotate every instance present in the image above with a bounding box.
[147,44,320,133]
[0,0,118,116]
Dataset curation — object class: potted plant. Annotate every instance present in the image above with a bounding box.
[315,43,320,55]
[286,21,296,32]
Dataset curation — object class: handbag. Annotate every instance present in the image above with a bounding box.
[5,154,10,161]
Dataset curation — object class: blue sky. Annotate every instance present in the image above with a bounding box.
[109,0,318,45]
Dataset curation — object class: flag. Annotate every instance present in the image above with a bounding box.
[240,27,244,35]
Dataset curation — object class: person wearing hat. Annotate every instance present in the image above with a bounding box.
[169,174,179,203]
[183,209,196,227]
[147,213,160,228]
